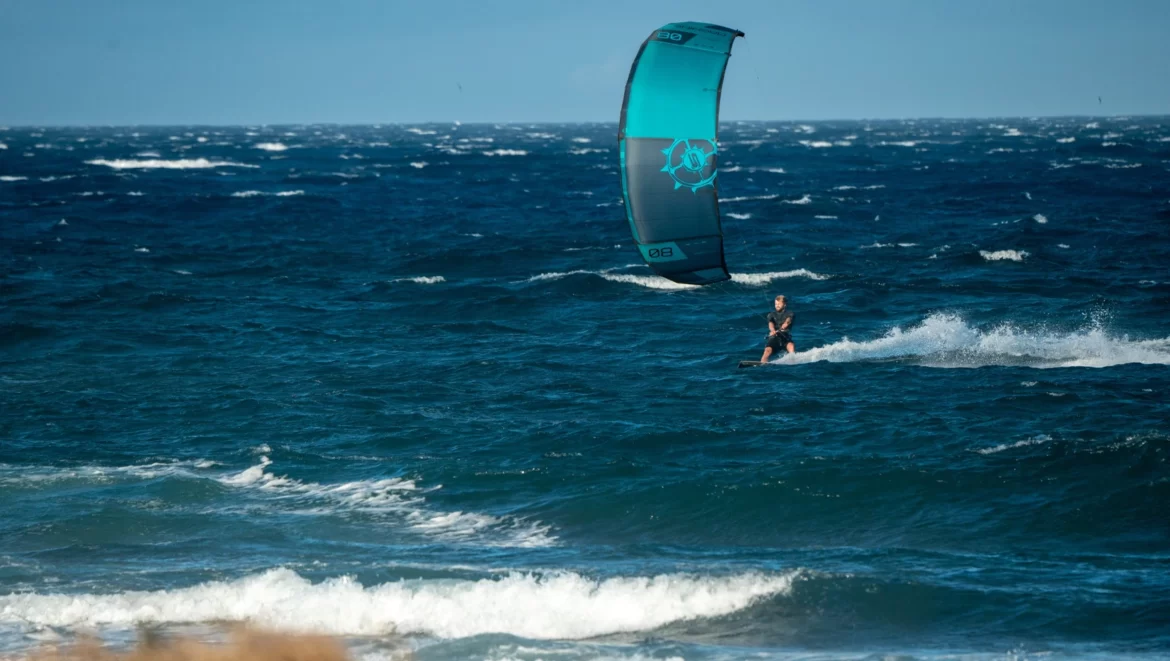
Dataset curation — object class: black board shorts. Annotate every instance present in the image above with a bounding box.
[766,331,792,351]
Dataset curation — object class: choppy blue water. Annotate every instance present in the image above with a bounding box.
[2,119,1169,661]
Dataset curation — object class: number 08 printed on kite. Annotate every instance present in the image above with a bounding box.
[618,22,744,286]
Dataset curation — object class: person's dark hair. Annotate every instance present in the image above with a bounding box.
[775,295,785,302]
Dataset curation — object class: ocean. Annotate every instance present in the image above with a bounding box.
[1,118,1169,660]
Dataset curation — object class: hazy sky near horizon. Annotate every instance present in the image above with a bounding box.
[1,0,1168,125]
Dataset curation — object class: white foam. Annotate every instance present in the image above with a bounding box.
[134,247,150,253]
[527,268,826,290]
[726,212,751,219]
[879,140,921,147]
[87,158,257,170]
[231,190,305,198]
[526,270,595,282]
[571,137,591,143]
[815,215,838,220]
[776,313,1170,369]
[218,457,550,547]
[722,194,780,203]
[976,435,1052,455]
[0,142,6,149]
[0,460,216,487]
[0,175,27,182]
[254,142,289,152]
[410,162,428,169]
[127,191,144,196]
[730,270,829,284]
[0,567,797,640]
[482,149,528,156]
[1057,137,1076,143]
[390,276,445,284]
[980,249,1029,262]
[406,128,437,135]
[784,194,812,205]
[1033,214,1048,224]
[570,147,606,155]
[56,219,67,226]
[597,273,699,290]
[799,140,833,148]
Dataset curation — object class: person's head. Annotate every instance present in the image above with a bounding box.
[774,295,786,311]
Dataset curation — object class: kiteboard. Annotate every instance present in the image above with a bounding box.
[738,360,765,368]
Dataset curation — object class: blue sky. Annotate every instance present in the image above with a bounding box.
[1,0,1167,125]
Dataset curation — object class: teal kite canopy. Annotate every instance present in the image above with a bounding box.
[618,22,744,285]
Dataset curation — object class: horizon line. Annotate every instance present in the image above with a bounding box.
[2,113,1167,130]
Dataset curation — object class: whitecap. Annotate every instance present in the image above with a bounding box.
[730,270,829,284]
[87,158,257,170]
[0,566,797,640]
[980,250,1028,261]
[232,190,305,198]
[723,193,780,203]
[216,457,549,547]
[976,435,1051,455]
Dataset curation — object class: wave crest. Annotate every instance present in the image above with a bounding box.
[0,567,797,639]
[87,158,258,170]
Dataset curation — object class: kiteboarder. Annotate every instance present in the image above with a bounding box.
[760,295,794,363]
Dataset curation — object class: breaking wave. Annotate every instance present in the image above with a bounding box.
[0,567,797,640]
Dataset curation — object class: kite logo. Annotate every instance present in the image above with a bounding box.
[662,138,717,193]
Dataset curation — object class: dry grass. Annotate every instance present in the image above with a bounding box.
[15,627,392,661]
